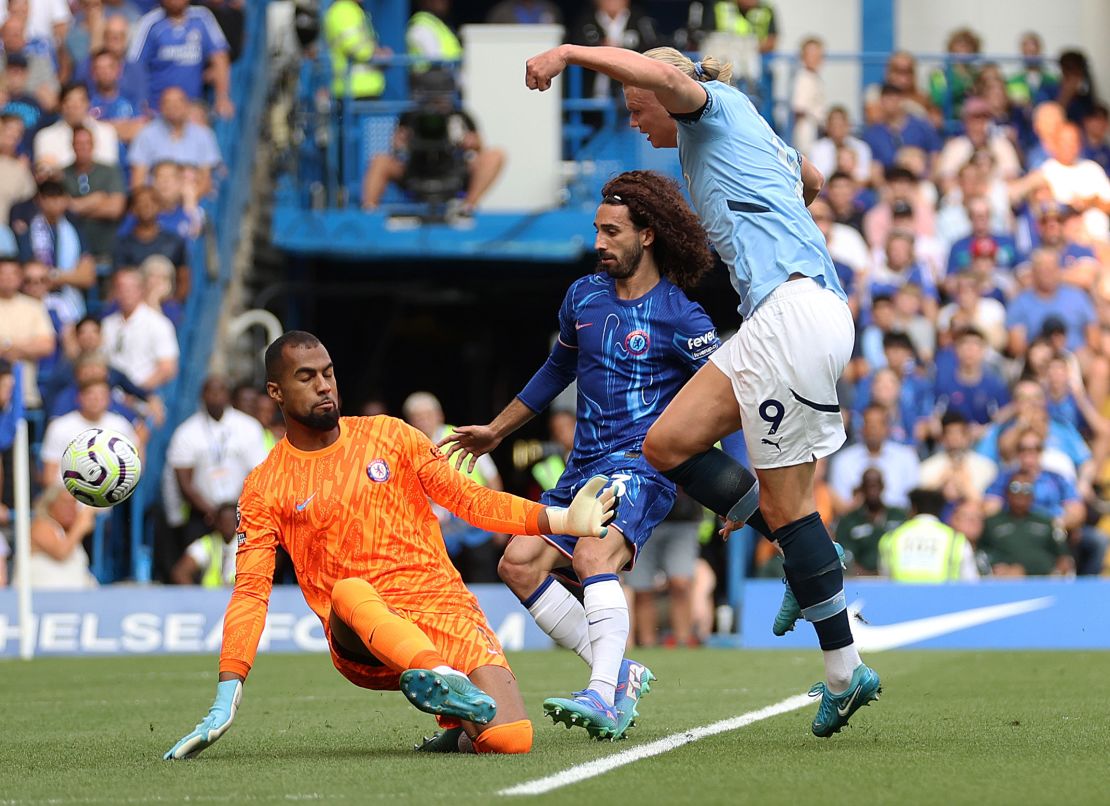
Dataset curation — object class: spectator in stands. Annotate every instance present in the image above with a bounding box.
[1,19,58,107]
[99,265,178,389]
[1056,49,1097,124]
[407,0,462,71]
[980,472,1073,576]
[129,0,233,117]
[322,0,385,101]
[0,115,35,226]
[49,348,157,425]
[40,376,143,487]
[935,97,1021,194]
[1006,32,1059,113]
[863,51,932,126]
[486,0,561,24]
[809,106,872,184]
[1007,249,1097,358]
[169,501,238,586]
[937,273,1007,353]
[26,486,97,589]
[928,27,981,119]
[361,69,506,217]
[1083,103,1110,173]
[835,468,906,575]
[254,389,284,447]
[919,412,998,504]
[20,260,78,411]
[830,404,920,513]
[13,179,96,313]
[138,253,183,327]
[403,390,504,581]
[61,126,125,266]
[1027,202,1101,289]
[569,0,659,103]
[149,160,203,238]
[162,375,267,581]
[1034,123,1110,243]
[75,15,149,113]
[87,48,147,144]
[627,489,702,647]
[984,427,1085,529]
[825,171,863,233]
[864,166,936,251]
[869,231,937,317]
[0,257,54,408]
[946,196,1019,276]
[790,36,825,156]
[33,83,119,170]
[864,83,939,171]
[935,326,1008,425]
[878,488,979,582]
[129,87,221,196]
[1024,100,1065,170]
[113,185,188,292]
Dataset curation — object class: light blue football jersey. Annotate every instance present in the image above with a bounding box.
[676,81,847,319]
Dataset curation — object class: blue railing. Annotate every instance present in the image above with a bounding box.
[125,0,270,583]
[285,46,1053,213]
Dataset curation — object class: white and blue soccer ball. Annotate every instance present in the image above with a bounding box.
[60,428,142,508]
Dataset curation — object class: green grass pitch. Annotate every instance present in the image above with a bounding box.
[3,649,1109,805]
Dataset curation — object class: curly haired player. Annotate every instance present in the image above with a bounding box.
[164,332,616,759]
[441,172,741,740]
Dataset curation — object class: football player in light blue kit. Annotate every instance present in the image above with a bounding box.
[524,45,880,737]
[441,171,741,740]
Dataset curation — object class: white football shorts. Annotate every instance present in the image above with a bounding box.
[710,277,854,469]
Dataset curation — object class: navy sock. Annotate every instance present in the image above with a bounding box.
[776,512,853,650]
[659,448,772,539]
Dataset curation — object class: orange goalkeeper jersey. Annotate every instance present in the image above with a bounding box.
[219,416,544,678]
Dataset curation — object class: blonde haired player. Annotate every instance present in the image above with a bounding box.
[164,331,616,758]
[524,43,880,737]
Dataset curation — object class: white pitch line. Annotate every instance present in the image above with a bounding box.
[500,692,813,797]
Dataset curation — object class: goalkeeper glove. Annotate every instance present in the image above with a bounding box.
[163,679,242,760]
[545,475,618,537]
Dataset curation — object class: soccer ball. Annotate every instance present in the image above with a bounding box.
[60,428,143,508]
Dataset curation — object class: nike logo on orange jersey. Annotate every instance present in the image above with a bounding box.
[295,493,316,512]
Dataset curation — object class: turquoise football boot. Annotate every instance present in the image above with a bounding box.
[809,663,882,738]
[543,689,618,740]
[773,542,847,636]
[399,669,497,725]
[612,658,655,740]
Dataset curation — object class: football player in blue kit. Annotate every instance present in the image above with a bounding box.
[440,171,741,741]
[523,44,880,738]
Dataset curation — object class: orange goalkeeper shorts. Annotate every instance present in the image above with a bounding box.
[326,603,512,691]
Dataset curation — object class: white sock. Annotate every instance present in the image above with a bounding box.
[583,575,628,705]
[433,665,467,680]
[526,577,593,666]
[823,645,862,693]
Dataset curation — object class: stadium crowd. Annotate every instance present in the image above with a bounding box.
[0,0,243,586]
[3,2,1110,644]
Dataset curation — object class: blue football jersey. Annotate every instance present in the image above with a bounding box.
[552,273,719,464]
[676,81,846,318]
[128,6,228,104]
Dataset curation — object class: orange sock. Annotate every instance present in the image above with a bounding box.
[331,578,449,673]
[473,719,533,754]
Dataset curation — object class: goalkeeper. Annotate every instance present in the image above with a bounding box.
[164,331,616,759]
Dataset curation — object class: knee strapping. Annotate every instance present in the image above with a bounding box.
[660,448,769,537]
[473,719,533,754]
[777,513,846,622]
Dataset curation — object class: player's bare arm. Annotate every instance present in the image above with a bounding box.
[801,157,824,206]
[526,45,706,115]
[438,397,537,473]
